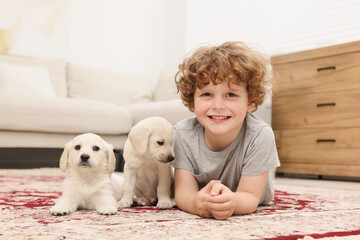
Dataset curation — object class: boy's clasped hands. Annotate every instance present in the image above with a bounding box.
[194,180,237,220]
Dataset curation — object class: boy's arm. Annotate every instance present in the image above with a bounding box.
[234,170,269,213]
[174,168,216,218]
[204,170,269,219]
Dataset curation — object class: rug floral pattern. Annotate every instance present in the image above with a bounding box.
[0,169,359,240]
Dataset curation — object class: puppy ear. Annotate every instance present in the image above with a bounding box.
[106,144,116,173]
[128,125,150,155]
[59,141,71,172]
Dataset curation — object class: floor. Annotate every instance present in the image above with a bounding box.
[275,176,360,190]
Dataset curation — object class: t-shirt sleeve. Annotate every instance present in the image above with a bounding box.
[171,129,194,171]
[242,126,280,176]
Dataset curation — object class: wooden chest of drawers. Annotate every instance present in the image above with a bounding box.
[271,41,360,177]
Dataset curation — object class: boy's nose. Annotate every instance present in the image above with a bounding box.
[212,97,226,109]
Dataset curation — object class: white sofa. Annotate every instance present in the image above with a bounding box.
[0,53,193,153]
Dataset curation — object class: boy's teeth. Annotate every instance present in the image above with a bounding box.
[211,116,228,120]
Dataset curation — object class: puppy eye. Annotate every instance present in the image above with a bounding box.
[93,146,100,151]
[157,141,164,146]
[75,145,81,150]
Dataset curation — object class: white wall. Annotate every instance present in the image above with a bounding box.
[3,0,187,87]
[4,0,70,59]
[162,0,187,69]
[184,0,360,57]
[68,0,173,82]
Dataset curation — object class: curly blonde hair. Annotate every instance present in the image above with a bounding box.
[175,41,273,112]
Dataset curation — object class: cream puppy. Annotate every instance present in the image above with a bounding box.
[50,133,123,215]
[119,117,174,209]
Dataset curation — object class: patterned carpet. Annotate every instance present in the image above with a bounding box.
[0,168,359,240]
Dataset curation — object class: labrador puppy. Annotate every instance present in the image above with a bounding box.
[118,117,174,209]
[50,133,123,215]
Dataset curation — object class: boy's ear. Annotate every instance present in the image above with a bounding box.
[247,102,255,112]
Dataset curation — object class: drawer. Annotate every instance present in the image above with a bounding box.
[272,89,360,129]
[272,51,360,97]
[277,128,360,165]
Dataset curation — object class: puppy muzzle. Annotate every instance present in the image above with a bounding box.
[78,154,91,167]
[157,154,175,163]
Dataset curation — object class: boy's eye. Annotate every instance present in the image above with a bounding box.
[93,146,100,151]
[201,93,212,97]
[226,93,237,97]
[75,145,81,150]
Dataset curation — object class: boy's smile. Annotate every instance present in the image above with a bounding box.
[208,115,231,121]
[194,81,254,151]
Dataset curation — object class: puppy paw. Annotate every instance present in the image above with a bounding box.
[118,199,133,208]
[50,205,74,216]
[156,200,173,209]
[134,197,151,206]
[97,205,117,215]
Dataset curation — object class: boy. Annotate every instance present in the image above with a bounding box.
[172,41,280,220]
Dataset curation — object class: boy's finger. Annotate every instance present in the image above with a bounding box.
[210,209,232,220]
[199,209,213,218]
[206,193,229,203]
[203,200,229,211]
[210,182,223,196]
[201,180,221,192]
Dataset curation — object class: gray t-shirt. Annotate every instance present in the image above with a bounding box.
[172,112,280,205]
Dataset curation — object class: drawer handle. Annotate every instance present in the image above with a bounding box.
[317,139,336,143]
[317,66,336,71]
[317,103,336,107]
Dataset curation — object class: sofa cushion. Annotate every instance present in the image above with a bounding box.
[153,69,180,101]
[123,99,194,125]
[0,63,56,98]
[0,53,67,98]
[67,63,153,105]
[0,97,132,134]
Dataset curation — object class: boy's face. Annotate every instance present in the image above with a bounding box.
[193,81,254,148]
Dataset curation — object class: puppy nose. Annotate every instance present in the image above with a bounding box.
[80,154,90,162]
[167,156,175,162]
